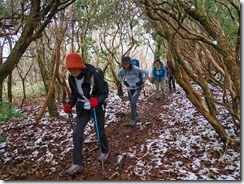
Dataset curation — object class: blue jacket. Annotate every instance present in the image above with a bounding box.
[151,65,167,81]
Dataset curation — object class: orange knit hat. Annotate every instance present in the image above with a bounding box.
[66,53,86,69]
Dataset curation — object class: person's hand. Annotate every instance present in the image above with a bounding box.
[136,81,144,86]
[64,104,72,113]
[124,81,129,87]
[89,97,98,108]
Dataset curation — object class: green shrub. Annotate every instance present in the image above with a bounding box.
[0,133,5,142]
[0,101,24,123]
[3,81,45,99]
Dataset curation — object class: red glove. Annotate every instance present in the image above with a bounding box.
[89,97,98,108]
[64,104,72,113]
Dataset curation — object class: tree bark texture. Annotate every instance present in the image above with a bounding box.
[0,0,73,84]
[135,0,240,146]
[35,4,73,121]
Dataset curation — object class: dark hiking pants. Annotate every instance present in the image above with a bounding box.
[72,105,109,165]
[128,87,142,121]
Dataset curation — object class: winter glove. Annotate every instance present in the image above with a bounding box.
[64,104,72,114]
[136,81,144,86]
[124,81,129,87]
[89,97,99,108]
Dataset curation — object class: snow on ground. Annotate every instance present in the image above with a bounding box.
[0,84,241,181]
[105,84,240,180]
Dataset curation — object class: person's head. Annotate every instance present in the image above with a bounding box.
[122,56,131,69]
[66,53,86,77]
[154,58,162,67]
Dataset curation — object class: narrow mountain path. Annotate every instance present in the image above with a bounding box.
[0,84,240,180]
[73,85,182,180]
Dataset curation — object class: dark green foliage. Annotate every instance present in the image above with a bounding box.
[0,133,4,142]
[0,102,23,123]
[195,0,239,45]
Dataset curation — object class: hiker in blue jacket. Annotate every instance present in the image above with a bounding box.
[151,58,167,100]
[116,56,149,127]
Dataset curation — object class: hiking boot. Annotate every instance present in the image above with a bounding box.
[98,152,109,162]
[136,117,141,122]
[65,164,83,175]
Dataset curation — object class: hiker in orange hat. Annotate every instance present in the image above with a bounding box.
[63,53,109,175]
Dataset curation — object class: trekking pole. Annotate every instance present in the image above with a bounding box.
[93,108,106,178]
[127,87,132,100]
[68,112,74,131]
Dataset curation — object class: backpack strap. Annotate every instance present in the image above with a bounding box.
[90,68,103,90]
[124,65,143,82]
[83,64,96,96]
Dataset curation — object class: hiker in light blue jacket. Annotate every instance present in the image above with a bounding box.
[116,56,149,127]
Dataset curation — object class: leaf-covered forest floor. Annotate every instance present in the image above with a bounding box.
[0,84,240,181]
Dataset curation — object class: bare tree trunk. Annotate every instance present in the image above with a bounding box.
[35,5,73,122]
[6,36,14,103]
[35,44,60,122]
[0,1,71,84]
[35,44,58,119]
[0,43,3,102]
[16,60,34,109]
[7,73,12,103]
[0,84,2,102]
[59,65,70,105]
[137,0,240,146]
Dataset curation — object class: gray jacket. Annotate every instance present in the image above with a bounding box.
[116,65,149,89]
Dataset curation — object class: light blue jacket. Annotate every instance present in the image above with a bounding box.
[116,65,149,89]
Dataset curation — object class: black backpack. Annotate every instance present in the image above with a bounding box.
[85,64,109,98]
[94,68,109,95]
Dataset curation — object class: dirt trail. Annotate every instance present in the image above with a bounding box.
[0,89,188,180]
[75,90,176,180]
